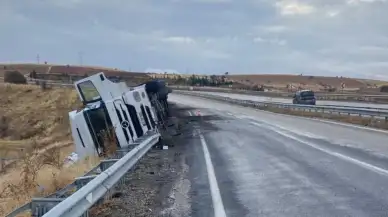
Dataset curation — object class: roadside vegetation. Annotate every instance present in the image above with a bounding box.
[0,83,100,216]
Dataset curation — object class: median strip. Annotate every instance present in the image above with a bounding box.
[176,91,388,131]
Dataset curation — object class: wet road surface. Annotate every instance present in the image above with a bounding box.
[198,91,388,109]
[168,93,388,217]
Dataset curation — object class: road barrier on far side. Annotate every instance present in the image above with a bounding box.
[174,90,388,121]
[170,86,388,103]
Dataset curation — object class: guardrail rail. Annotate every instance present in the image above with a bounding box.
[175,90,388,121]
[170,86,388,103]
[6,130,160,217]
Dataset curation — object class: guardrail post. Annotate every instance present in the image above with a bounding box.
[74,175,105,210]
[31,198,64,217]
[100,159,119,171]
[75,175,98,190]
[115,149,129,158]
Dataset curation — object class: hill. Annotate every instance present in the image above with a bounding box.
[225,74,388,92]
[1,63,387,92]
[0,63,142,76]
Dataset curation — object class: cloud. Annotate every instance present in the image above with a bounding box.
[253,37,287,46]
[326,10,340,17]
[0,0,388,79]
[161,36,196,44]
[262,25,289,33]
[347,0,387,5]
[275,1,316,15]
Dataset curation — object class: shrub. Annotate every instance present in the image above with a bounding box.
[0,116,9,138]
[380,85,388,93]
[252,85,264,91]
[4,71,27,84]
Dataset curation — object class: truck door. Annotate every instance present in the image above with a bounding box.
[124,102,144,137]
[140,104,151,130]
[83,104,116,155]
[113,99,137,144]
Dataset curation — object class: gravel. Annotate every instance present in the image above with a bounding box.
[90,104,195,217]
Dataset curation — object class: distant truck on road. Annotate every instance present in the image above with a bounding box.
[292,90,316,105]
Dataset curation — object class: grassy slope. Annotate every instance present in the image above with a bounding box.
[0,83,99,216]
[226,74,375,89]
[0,63,151,77]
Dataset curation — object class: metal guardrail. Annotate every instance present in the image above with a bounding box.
[170,86,388,103]
[20,79,388,99]
[170,85,388,97]
[192,93,388,112]
[5,164,100,217]
[16,78,388,104]
[175,91,388,120]
[26,78,73,87]
[6,130,160,217]
[22,78,388,112]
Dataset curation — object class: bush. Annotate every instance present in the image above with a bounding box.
[252,85,264,91]
[380,85,388,93]
[4,71,27,84]
[0,116,8,138]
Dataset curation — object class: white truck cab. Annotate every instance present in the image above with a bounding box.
[69,72,158,159]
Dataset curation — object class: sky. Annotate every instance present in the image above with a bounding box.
[1,0,388,79]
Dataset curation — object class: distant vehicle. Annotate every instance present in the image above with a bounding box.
[292,90,316,105]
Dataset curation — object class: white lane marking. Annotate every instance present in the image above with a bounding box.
[198,131,227,217]
[189,111,227,217]
[250,122,388,177]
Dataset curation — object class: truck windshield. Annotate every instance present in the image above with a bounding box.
[77,80,101,103]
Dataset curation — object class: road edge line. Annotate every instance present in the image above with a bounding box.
[188,111,227,217]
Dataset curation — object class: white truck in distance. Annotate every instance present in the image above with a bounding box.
[68,72,164,159]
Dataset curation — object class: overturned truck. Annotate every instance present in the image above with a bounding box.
[142,79,171,121]
[68,72,170,159]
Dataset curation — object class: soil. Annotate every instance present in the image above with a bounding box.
[90,103,197,217]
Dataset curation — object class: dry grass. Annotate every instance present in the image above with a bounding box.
[0,83,81,141]
[0,83,101,217]
[226,74,369,91]
[0,144,100,216]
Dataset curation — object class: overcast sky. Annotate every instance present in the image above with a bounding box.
[1,0,388,79]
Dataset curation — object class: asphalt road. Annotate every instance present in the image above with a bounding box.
[166,93,388,217]
[198,91,388,109]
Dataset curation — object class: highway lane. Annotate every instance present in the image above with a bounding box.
[168,93,388,217]
[198,91,388,109]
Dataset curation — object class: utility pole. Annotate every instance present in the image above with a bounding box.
[36,54,40,64]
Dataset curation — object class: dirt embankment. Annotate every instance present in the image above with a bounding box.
[0,83,100,216]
